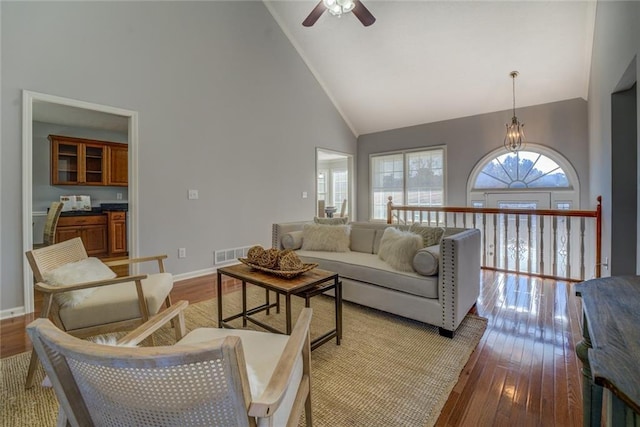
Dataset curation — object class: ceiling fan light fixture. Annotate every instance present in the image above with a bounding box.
[323,0,355,16]
[503,71,526,153]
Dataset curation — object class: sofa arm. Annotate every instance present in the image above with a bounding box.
[272,221,308,249]
[439,229,481,334]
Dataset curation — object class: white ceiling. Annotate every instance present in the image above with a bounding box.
[265,0,596,136]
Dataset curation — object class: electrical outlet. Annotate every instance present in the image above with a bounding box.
[603,256,609,270]
[188,189,199,200]
[178,248,186,258]
[302,191,308,199]
[116,193,123,200]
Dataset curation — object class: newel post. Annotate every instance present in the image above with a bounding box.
[386,196,393,224]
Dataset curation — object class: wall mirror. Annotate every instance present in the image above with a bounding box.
[316,148,354,220]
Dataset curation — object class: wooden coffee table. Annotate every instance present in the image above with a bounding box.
[216,264,342,349]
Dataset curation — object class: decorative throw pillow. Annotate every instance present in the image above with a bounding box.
[42,257,116,307]
[409,223,445,247]
[313,216,349,225]
[281,231,304,250]
[301,223,351,252]
[413,244,440,276]
[377,227,423,272]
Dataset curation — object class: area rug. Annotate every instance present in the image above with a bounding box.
[1,288,486,427]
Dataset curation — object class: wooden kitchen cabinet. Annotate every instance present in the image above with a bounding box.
[107,145,128,186]
[56,215,108,256]
[49,135,128,186]
[50,135,107,185]
[107,211,128,255]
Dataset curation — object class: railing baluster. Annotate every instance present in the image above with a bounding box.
[553,216,558,277]
[580,217,586,280]
[527,214,532,274]
[482,213,487,267]
[566,216,571,278]
[385,197,602,281]
[539,215,545,276]
[503,213,509,270]
[493,214,498,268]
[515,214,520,273]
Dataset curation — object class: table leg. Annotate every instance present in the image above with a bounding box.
[336,278,342,344]
[266,289,270,315]
[242,280,247,327]
[286,294,292,334]
[217,270,223,328]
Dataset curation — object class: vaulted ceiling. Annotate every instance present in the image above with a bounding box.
[265,1,596,136]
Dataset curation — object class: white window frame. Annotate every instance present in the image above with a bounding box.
[369,146,447,221]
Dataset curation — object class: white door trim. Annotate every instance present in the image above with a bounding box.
[22,90,139,313]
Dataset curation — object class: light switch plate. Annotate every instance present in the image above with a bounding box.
[188,189,199,200]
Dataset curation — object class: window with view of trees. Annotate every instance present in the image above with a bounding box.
[371,147,445,220]
[474,151,569,189]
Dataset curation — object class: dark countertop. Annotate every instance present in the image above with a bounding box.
[59,203,127,216]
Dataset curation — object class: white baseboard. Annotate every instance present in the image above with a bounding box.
[1,306,26,320]
[172,262,241,283]
[172,267,217,282]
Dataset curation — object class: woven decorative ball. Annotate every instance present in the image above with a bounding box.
[257,248,280,268]
[278,251,304,271]
[247,245,265,264]
[277,249,293,263]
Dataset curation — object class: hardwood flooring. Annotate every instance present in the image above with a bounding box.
[0,270,583,426]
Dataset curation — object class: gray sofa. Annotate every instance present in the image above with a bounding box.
[272,221,481,337]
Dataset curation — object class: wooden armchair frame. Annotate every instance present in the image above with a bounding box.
[27,302,313,427]
[24,237,173,388]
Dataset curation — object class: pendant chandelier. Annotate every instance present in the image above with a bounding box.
[504,71,525,152]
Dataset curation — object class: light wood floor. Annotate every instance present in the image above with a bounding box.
[0,270,583,426]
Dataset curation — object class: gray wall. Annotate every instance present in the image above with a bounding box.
[587,1,640,277]
[356,98,590,220]
[33,122,129,212]
[1,2,356,311]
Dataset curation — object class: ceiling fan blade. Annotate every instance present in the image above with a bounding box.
[352,0,376,26]
[302,1,326,27]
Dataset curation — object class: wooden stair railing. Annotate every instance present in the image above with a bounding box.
[387,196,602,281]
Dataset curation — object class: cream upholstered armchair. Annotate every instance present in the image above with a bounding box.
[24,237,174,388]
[26,302,313,427]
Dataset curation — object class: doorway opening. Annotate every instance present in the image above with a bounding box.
[316,148,354,219]
[22,91,139,313]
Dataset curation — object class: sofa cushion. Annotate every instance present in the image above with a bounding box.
[413,244,440,276]
[409,223,445,247]
[297,250,438,299]
[281,231,304,250]
[313,216,349,225]
[350,228,376,253]
[378,227,423,272]
[43,257,116,307]
[301,223,350,252]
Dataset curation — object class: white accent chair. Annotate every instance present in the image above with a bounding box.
[27,302,313,427]
[24,237,173,388]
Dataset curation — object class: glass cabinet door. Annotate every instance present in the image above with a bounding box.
[83,143,106,184]
[52,141,80,184]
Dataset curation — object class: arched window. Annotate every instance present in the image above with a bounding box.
[474,151,570,189]
[468,145,579,209]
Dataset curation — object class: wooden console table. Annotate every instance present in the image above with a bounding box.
[575,276,640,426]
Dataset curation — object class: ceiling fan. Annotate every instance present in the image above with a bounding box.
[302,0,376,27]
